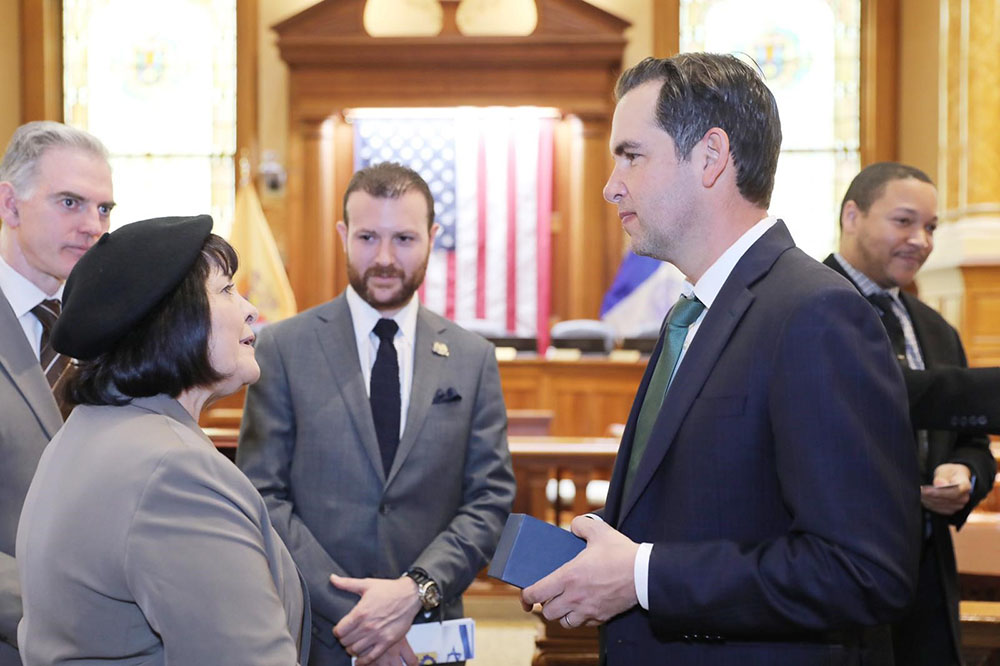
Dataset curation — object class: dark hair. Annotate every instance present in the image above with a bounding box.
[342,162,435,229]
[838,162,934,227]
[64,234,239,406]
[615,53,782,208]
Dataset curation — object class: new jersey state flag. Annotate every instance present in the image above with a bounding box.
[229,179,297,325]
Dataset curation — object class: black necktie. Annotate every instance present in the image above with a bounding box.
[867,292,931,473]
[370,318,401,475]
[31,299,74,420]
[867,292,907,366]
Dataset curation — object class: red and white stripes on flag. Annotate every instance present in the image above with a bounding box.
[352,108,554,351]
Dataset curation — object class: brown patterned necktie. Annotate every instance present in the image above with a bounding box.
[31,299,73,418]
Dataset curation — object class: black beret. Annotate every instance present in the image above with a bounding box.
[52,215,213,360]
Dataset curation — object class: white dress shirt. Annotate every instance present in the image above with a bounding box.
[0,254,64,360]
[632,216,777,609]
[345,285,420,439]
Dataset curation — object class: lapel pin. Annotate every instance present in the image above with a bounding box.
[432,341,450,357]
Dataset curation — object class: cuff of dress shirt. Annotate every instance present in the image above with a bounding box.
[634,542,652,610]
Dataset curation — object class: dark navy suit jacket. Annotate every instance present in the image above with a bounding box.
[600,223,921,666]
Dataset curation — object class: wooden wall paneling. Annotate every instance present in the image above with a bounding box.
[961,266,1000,367]
[859,0,899,165]
[331,114,354,298]
[652,0,679,58]
[20,0,62,122]
[550,117,574,324]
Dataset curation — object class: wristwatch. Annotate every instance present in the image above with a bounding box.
[404,568,441,611]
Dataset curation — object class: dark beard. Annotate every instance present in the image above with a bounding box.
[347,261,428,312]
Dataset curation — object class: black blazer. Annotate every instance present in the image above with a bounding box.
[598,223,921,666]
[824,253,997,663]
[904,365,1000,433]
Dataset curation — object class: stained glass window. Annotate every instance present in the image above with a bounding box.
[63,0,237,236]
[680,0,860,259]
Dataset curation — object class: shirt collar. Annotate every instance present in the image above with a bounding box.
[0,254,64,319]
[685,216,778,308]
[832,253,901,299]
[345,285,420,344]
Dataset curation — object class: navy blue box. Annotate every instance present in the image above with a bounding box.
[487,513,585,588]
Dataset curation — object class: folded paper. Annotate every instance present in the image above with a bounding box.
[351,618,474,664]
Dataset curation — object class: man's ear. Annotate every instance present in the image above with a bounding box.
[841,200,860,234]
[700,128,730,189]
[0,182,20,227]
[335,220,349,253]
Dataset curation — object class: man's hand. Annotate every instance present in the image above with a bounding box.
[520,515,639,629]
[366,638,417,666]
[921,463,973,516]
[330,574,421,665]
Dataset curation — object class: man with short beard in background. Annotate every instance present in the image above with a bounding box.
[238,162,515,666]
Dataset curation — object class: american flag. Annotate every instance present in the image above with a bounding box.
[352,108,554,351]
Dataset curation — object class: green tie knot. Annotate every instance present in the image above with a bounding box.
[667,295,705,329]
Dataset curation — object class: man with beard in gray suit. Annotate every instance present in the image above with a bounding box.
[238,162,515,666]
[0,121,114,663]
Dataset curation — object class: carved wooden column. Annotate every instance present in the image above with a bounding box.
[566,113,615,320]
[916,0,1000,366]
[287,116,338,310]
[20,0,62,121]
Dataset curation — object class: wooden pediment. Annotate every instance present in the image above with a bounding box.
[273,0,629,67]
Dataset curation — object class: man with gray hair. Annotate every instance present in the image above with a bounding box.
[0,121,114,662]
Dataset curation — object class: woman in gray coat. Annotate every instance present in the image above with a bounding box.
[16,216,309,665]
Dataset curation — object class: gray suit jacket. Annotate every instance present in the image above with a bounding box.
[16,395,310,665]
[0,289,61,664]
[238,296,515,665]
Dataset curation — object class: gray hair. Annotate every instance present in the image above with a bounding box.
[0,121,110,197]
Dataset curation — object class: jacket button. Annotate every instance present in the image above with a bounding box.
[379,503,390,515]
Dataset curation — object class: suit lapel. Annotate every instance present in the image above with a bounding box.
[387,307,445,485]
[617,222,794,524]
[898,292,952,469]
[314,296,386,482]
[0,291,62,438]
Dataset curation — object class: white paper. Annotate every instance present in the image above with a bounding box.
[351,617,475,664]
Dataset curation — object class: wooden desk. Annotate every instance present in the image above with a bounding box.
[205,432,621,527]
[954,513,1000,578]
[499,358,646,437]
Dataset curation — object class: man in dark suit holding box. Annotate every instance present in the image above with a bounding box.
[522,53,921,666]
